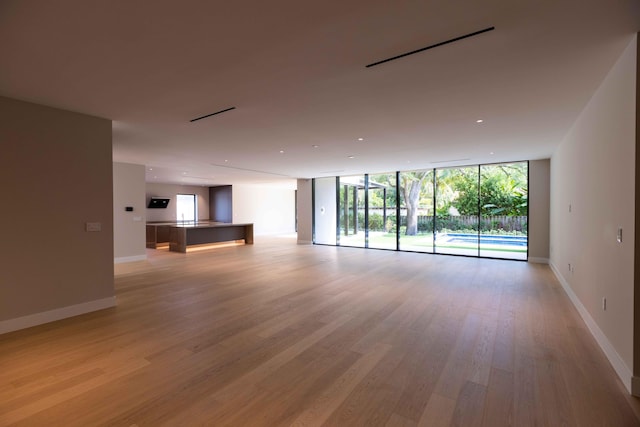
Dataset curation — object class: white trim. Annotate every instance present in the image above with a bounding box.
[297,240,313,245]
[549,262,633,394]
[0,296,116,335]
[114,254,147,264]
[528,257,549,264]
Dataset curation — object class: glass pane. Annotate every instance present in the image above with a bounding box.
[313,177,337,245]
[176,194,196,222]
[479,162,528,260]
[339,175,365,248]
[368,173,397,250]
[399,170,434,252]
[435,167,479,256]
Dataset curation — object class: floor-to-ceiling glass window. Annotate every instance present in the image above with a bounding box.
[398,170,434,252]
[313,177,337,245]
[312,161,528,260]
[434,166,479,256]
[368,173,397,250]
[479,162,528,260]
[338,175,365,247]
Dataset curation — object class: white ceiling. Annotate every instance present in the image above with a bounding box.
[1,0,638,188]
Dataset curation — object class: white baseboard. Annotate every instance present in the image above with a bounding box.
[528,257,549,264]
[114,254,147,264]
[549,262,633,394]
[0,296,117,335]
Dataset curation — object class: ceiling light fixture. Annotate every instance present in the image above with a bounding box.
[358,137,364,141]
[312,145,319,148]
[348,155,355,159]
[476,119,484,123]
[279,150,285,154]
[366,26,495,68]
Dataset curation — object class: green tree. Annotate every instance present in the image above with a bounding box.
[399,171,429,235]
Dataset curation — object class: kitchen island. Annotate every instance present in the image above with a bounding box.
[146,221,253,252]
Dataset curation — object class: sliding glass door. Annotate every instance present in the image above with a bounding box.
[479,162,528,260]
[312,161,528,260]
[398,170,434,252]
[434,167,479,256]
[368,173,397,250]
[339,175,365,247]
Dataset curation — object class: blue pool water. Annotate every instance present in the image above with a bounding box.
[442,233,528,247]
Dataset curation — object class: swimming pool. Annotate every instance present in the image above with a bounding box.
[440,233,528,247]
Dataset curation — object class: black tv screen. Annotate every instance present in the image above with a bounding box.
[148,198,170,208]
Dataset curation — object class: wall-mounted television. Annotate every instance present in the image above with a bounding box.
[147,197,170,208]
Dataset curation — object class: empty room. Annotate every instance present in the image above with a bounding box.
[1,0,640,425]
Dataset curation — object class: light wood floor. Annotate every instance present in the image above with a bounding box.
[1,236,639,426]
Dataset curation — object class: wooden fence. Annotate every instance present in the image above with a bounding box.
[347,211,528,232]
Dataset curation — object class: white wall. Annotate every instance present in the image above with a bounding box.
[113,162,146,263]
[0,96,115,334]
[528,159,550,262]
[313,177,337,245]
[232,184,296,236]
[297,179,313,244]
[145,183,209,222]
[550,36,636,392]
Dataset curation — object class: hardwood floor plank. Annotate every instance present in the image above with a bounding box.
[0,236,637,426]
[481,367,514,426]
[289,343,392,427]
[450,380,487,427]
[417,393,456,427]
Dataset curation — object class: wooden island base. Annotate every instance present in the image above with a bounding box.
[146,222,253,253]
[169,223,253,253]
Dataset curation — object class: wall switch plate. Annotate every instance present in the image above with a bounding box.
[602,297,607,311]
[617,227,622,243]
[86,222,102,232]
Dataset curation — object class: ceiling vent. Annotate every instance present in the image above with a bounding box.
[366,26,495,68]
[190,107,236,122]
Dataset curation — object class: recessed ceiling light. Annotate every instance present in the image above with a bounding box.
[279,150,285,154]
[348,155,355,159]
[148,168,153,171]
[476,119,484,123]
[312,145,319,148]
[358,137,364,141]
[224,159,229,163]
[490,151,494,155]
[183,172,187,175]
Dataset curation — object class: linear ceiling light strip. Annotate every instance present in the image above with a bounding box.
[190,107,236,122]
[366,26,495,68]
